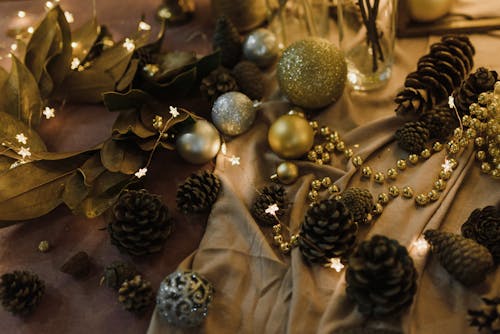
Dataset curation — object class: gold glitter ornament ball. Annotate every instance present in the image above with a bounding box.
[277,38,347,109]
[268,114,314,159]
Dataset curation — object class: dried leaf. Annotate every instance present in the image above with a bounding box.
[116,59,139,92]
[101,138,146,174]
[71,18,101,61]
[0,67,7,87]
[103,89,152,111]
[59,69,116,103]
[111,109,156,139]
[0,111,46,153]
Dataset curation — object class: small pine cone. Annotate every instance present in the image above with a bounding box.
[251,185,287,225]
[232,61,265,100]
[454,67,498,116]
[0,271,45,316]
[299,199,358,265]
[118,275,153,313]
[100,261,139,290]
[395,121,430,154]
[176,171,221,214]
[468,297,500,334]
[335,328,403,334]
[419,105,458,141]
[200,67,238,103]
[346,235,417,317]
[339,188,374,225]
[212,16,241,68]
[461,206,500,264]
[424,229,494,286]
[108,189,172,256]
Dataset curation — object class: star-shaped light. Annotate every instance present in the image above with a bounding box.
[43,107,55,119]
[328,258,344,272]
[448,95,455,109]
[64,11,74,23]
[229,155,240,166]
[17,146,31,159]
[413,237,429,256]
[134,167,147,178]
[441,158,454,174]
[138,21,151,31]
[123,38,135,52]
[265,203,279,218]
[169,106,180,118]
[15,133,28,145]
[71,57,80,70]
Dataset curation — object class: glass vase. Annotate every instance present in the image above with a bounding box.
[337,0,397,91]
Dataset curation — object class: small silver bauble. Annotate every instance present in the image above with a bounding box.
[242,28,279,68]
[176,120,221,164]
[156,270,214,328]
[212,92,257,136]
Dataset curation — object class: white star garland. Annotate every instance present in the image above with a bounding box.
[134,167,147,178]
[122,38,135,52]
[229,155,240,166]
[169,106,180,118]
[328,258,344,272]
[441,158,454,174]
[15,133,28,145]
[265,203,279,218]
[43,107,55,119]
[448,95,455,109]
[17,147,31,159]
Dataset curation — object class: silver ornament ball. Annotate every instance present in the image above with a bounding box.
[242,28,279,68]
[212,92,257,136]
[156,270,214,328]
[176,120,221,164]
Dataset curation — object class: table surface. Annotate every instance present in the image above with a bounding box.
[0,1,499,334]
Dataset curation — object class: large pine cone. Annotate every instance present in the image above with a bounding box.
[339,188,374,225]
[395,35,475,115]
[461,205,500,264]
[108,189,172,256]
[419,105,459,141]
[176,171,221,214]
[424,229,494,286]
[454,67,498,116]
[251,185,287,225]
[299,199,358,265]
[395,121,430,154]
[0,270,45,316]
[118,275,153,313]
[346,235,417,317]
[232,61,265,100]
[212,16,241,68]
[468,297,500,334]
[100,261,139,290]
[200,67,238,103]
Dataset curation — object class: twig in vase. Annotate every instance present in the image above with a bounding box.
[357,0,384,72]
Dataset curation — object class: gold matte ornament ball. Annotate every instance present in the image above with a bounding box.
[277,37,347,109]
[268,114,314,159]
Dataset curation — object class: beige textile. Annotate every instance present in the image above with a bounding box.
[148,4,500,334]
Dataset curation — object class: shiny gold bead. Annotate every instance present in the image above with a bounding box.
[466,128,477,139]
[434,179,447,191]
[280,242,291,253]
[388,185,400,197]
[421,149,431,159]
[373,203,384,215]
[432,142,443,152]
[453,128,463,140]
[481,162,492,173]
[428,190,440,201]
[321,177,332,188]
[320,126,331,136]
[314,145,324,154]
[387,168,398,180]
[327,132,340,143]
[273,235,284,245]
[307,151,317,161]
[308,190,319,201]
[324,142,335,152]
[290,234,299,246]
[361,166,373,178]
[311,179,322,190]
[402,186,414,198]
[396,159,407,170]
[344,148,353,159]
[334,194,342,201]
[415,194,429,206]
[439,169,452,180]
[38,240,50,253]
[476,150,486,161]
[492,168,500,178]
[272,224,281,234]
[447,141,460,154]
[352,155,363,168]
[408,154,419,164]
[459,137,469,148]
[328,185,340,194]
[315,159,324,165]
[336,141,345,151]
[321,152,331,163]
[448,158,458,169]
[309,121,319,130]
[374,172,385,183]
[377,193,390,205]
[462,115,471,127]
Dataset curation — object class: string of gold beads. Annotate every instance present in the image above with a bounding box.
[308,176,339,203]
[307,121,352,165]
[271,222,299,254]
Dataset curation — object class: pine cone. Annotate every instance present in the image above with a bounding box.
[0,270,45,316]
[100,261,139,290]
[232,61,265,100]
[107,189,172,256]
[346,235,417,317]
[454,67,498,116]
[251,185,287,225]
[424,229,494,286]
[468,297,500,334]
[394,87,430,115]
[299,199,358,265]
[395,121,430,154]
[212,16,241,68]
[118,275,153,313]
[461,206,500,264]
[339,188,374,225]
[335,328,403,334]
[419,105,459,141]
[176,171,221,214]
[200,67,238,103]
